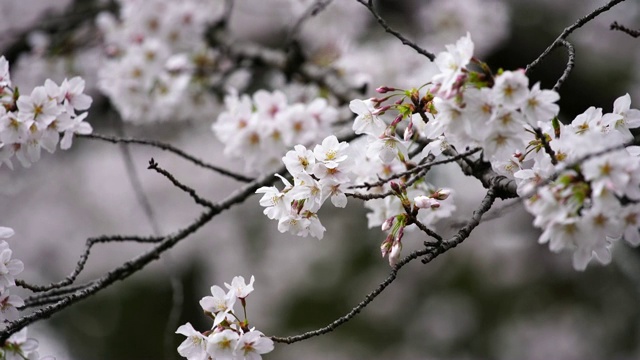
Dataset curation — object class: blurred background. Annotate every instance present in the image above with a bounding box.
[1,0,640,359]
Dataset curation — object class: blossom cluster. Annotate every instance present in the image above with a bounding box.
[176,276,274,360]
[0,56,92,169]
[256,99,456,265]
[213,90,338,173]
[518,98,640,270]
[0,228,46,360]
[97,0,222,123]
[407,33,640,270]
[257,31,640,270]
[0,227,23,323]
[256,135,354,240]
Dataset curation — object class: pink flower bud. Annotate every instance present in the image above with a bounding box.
[372,105,391,115]
[390,114,403,127]
[381,216,395,232]
[404,121,414,141]
[388,241,402,267]
[390,181,406,195]
[380,234,394,258]
[395,226,404,242]
[431,188,451,200]
[376,86,396,94]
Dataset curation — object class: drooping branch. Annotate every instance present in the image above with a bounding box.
[271,188,496,344]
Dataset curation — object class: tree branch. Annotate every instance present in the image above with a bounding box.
[79,133,254,183]
[526,0,628,73]
[355,0,435,61]
[271,188,496,344]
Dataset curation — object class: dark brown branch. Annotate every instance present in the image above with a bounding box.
[271,188,496,344]
[534,127,558,165]
[16,234,162,293]
[355,0,435,61]
[350,147,481,190]
[0,169,284,342]
[79,133,254,183]
[442,147,518,200]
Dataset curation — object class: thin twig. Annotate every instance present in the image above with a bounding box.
[286,0,334,46]
[610,21,640,38]
[350,147,481,190]
[355,0,435,61]
[79,133,254,183]
[526,0,628,73]
[147,158,218,209]
[16,234,162,292]
[271,188,496,344]
[534,127,558,165]
[0,168,285,342]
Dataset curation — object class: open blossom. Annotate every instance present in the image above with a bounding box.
[176,323,208,360]
[349,98,386,136]
[235,330,274,360]
[16,86,61,129]
[313,135,349,168]
[179,276,274,359]
[491,70,529,109]
[612,93,640,140]
[199,285,236,326]
[0,241,24,291]
[225,275,255,299]
[431,32,473,97]
[206,329,239,360]
[282,144,315,176]
[0,289,23,322]
[1,328,40,360]
[522,82,560,125]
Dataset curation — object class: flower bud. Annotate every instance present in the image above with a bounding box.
[404,121,414,142]
[372,105,391,115]
[376,86,396,94]
[431,188,451,200]
[390,114,403,127]
[381,216,395,232]
[388,241,402,267]
[380,234,394,258]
